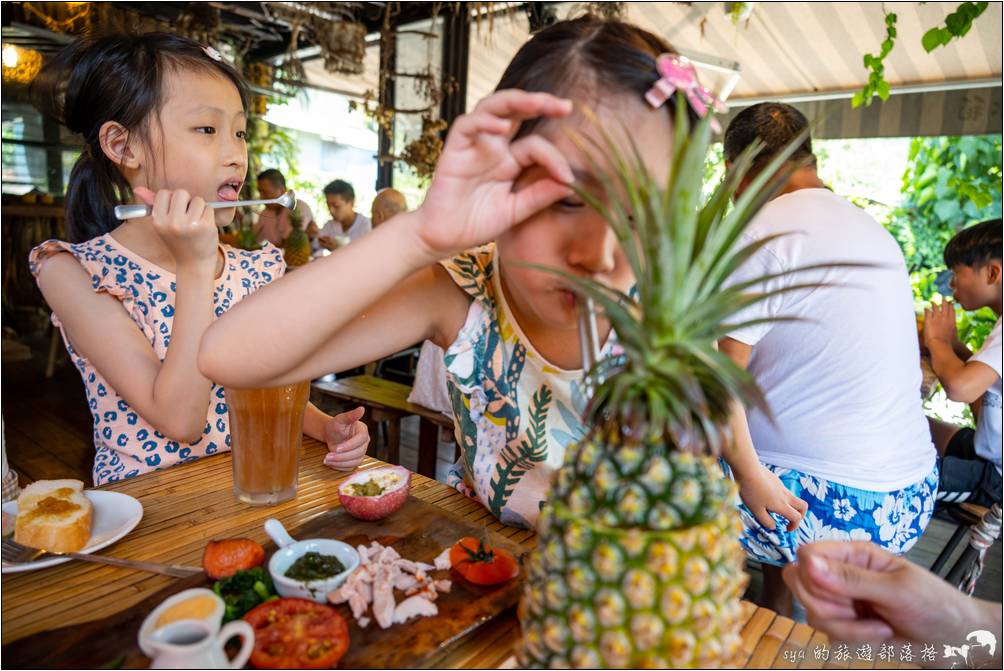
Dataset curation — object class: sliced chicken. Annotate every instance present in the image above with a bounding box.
[328,540,453,630]
[393,594,439,624]
[434,548,452,571]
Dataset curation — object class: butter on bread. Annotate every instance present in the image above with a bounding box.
[14,479,92,553]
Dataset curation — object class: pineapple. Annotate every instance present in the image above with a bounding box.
[517,102,806,669]
[283,207,311,267]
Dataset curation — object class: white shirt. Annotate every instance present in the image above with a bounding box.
[971,319,1002,472]
[314,213,372,252]
[728,188,936,491]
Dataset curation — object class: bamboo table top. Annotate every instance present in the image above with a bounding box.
[2,437,850,669]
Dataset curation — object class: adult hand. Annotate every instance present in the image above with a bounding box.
[783,541,988,649]
[134,187,218,272]
[322,406,369,471]
[737,466,808,531]
[318,236,338,251]
[414,90,575,260]
[923,300,959,350]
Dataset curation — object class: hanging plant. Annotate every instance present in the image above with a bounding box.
[852,10,897,108]
[727,2,757,26]
[399,117,448,182]
[922,1,989,52]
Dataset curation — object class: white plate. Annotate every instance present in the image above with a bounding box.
[2,490,144,573]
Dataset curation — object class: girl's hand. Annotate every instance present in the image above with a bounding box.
[737,466,808,531]
[414,90,575,259]
[923,300,959,349]
[134,187,218,271]
[322,407,370,471]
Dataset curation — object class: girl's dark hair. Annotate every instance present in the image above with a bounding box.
[944,218,1003,269]
[494,16,700,139]
[33,33,249,242]
[723,102,815,174]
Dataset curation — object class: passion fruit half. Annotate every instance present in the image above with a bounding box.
[337,465,411,520]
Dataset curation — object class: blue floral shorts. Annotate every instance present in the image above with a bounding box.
[727,463,940,567]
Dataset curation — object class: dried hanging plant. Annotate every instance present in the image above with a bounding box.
[267,2,367,76]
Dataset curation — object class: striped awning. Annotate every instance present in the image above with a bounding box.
[304,2,1003,138]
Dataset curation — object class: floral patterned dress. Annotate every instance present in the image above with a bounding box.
[29,234,285,485]
[440,244,621,529]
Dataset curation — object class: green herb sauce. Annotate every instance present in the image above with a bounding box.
[284,552,346,582]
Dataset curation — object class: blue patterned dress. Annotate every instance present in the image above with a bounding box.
[29,234,285,485]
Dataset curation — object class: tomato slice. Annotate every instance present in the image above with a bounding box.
[202,538,266,579]
[243,597,349,669]
[449,537,519,585]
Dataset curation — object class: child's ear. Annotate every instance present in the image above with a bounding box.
[985,259,1003,285]
[98,121,142,170]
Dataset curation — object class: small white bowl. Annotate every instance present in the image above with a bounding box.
[138,588,225,657]
[264,519,359,603]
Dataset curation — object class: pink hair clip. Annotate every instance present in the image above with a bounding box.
[645,54,727,133]
[202,45,223,62]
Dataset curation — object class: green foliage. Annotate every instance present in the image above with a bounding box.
[852,11,897,108]
[244,117,301,198]
[855,3,989,108]
[922,2,989,52]
[888,135,1002,274]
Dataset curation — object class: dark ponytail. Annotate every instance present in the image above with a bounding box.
[32,33,248,242]
[495,15,700,140]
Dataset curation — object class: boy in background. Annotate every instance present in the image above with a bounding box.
[925,219,1002,507]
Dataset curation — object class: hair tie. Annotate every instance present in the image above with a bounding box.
[202,45,223,62]
[645,54,727,133]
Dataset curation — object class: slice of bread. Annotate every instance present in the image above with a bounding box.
[14,479,92,553]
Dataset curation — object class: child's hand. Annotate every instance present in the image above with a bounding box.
[415,90,575,258]
[322,406,369,471]
[736,466,808,532]
[134,187,219,271]
[923,300,959,349]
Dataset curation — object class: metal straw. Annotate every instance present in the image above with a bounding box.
[113,190,297,221]
[577,295,602,395]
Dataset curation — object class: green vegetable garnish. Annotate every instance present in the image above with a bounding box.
[212,566,277,622]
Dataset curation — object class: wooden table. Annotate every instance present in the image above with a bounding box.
[2,438,839,669]
[313,375,455,478]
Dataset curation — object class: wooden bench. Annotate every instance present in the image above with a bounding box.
[311,375,455,479]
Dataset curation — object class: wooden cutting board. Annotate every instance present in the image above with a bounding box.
[1,496,529,669]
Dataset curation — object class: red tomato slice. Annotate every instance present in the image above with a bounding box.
[202,538,265,579]
[243,597,349,669]
[449,537,519,585]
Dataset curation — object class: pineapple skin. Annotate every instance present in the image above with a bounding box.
[283,227,311,267]
[518,437,749,669]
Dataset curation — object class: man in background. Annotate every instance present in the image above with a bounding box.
[254,169,316,247]
[371,188,408,227]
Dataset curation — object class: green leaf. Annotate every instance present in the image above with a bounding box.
[877,80,891,100]
[945,12,966,34]
[851,90,866,108]
[933,199,961,221]
[922,27,944,52]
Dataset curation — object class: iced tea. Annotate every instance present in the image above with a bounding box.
[226,381,310,505]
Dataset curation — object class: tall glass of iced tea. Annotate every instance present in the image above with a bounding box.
[226,381,310,505]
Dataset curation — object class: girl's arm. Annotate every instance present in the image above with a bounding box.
[37,191,220,443]
[200,90,574,388]
[719,337,809,531]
